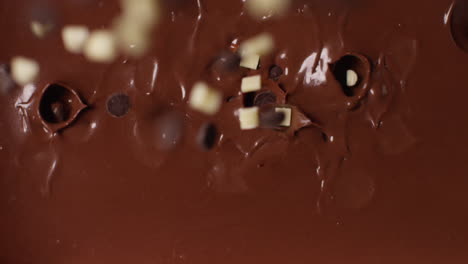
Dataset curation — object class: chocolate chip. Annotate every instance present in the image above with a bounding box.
[260,108,285,128]
[197,123,217,150]
[51,102,69,123]
[0,64,14,94]
[107,93,130,118]
[269,65,283,81]
[156,111,184,151]
[243,92,256,107]
[212,51,241,72]
[254,91,276,106]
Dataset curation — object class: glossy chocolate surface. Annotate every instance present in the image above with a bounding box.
[1,0,468,263]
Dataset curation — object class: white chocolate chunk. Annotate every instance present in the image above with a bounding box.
[113,15,151,58]
[275,107,292,127]
[239,33,274,57]
[245,0,291,20]
[346,69,359,87]
[11,56,40,86]
[84,30,118,63]
[189,82,222,115]
[120,0,160,26]
[31,21,53,38]
[62,25,90,54]
[241,75,262,93]
[240,54,260,70]
[239,107,259,130]
[114,0,159,58]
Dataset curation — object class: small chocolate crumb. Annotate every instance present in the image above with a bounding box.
[243,92,256,107]
[197,123,218,150]
[254,91,276,106]
[260,108,285,128]
[107,93,130,118]
[269,65,283,81]
[51,102,69,123]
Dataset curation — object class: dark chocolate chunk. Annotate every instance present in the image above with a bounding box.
[269,65,283,81]
[243,92,256,107]
[212,51,241,72]
[107,93,131,118]
[156,111,184,151]
[254,91,276,106]
[260,108,285,128]
[197,123,218,150]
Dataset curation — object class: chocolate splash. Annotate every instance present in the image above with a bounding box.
[450,0,468,52]
[331,52,372,110]
[38,83,87,133]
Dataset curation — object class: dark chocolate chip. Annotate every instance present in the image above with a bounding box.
[51,102,69,123]
[212,51,241,72]
[254,91,276,106]
[260,108,285,128]
[0,64,14,94]
[197,123,218,150]
[156,111,184,151]
[243,92,256,107]
[269,65,283,81]
[107,93,130,118]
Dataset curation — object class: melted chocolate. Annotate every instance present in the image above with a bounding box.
[1,0,468,263]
